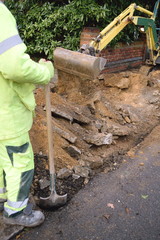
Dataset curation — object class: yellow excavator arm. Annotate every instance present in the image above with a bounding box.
[54,1,160,81]
[80,1,160,65]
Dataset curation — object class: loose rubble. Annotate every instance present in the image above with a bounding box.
[29,65,160,202]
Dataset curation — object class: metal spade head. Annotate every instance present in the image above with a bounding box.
[39,191,67,210]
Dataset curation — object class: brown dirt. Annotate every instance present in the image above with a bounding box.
[29,65,160,202]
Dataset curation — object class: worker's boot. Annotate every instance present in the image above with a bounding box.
[3,203,45,227]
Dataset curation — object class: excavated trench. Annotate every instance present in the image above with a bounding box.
[29,65,160,206]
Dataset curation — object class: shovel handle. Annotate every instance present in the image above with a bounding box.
[45,83,55,175]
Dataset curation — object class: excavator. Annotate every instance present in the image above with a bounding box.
[54,0,160,80]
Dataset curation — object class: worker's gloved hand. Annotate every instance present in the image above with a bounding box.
[39,58,54,80]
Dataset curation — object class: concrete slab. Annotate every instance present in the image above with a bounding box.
[0,213,23,240]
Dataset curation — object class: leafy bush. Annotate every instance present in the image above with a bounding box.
[5,0,109,59]
[5,0,155,59]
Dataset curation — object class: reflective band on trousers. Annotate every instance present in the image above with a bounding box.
[7,198,28,209]
[4,198,28,216]
[0,34,23,55]
[0,187,6,194]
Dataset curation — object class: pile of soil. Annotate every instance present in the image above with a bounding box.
[29,65,160,203]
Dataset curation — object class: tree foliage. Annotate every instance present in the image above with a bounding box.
[5,0,156,59]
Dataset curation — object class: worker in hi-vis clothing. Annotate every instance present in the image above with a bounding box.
[0,1,54,227]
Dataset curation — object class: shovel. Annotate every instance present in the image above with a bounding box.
[39,83,67,209]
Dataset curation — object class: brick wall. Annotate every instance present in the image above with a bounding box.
[80,27,146,73]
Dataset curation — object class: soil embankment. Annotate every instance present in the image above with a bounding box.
[29,65,160,201]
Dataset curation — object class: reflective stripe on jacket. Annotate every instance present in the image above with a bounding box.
[0,2,54,140]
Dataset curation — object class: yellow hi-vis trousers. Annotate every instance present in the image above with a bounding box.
[0,132,34,216]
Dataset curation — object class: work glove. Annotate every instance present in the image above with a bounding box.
[39,58,54,80]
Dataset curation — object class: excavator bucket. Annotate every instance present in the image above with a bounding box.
[54,47,106,80]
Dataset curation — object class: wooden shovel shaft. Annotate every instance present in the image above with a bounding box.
[45,83,55,175]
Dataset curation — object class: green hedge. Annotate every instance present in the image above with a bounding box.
[5,0,155,60]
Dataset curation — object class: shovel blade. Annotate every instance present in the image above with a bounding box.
[39,192,67,209]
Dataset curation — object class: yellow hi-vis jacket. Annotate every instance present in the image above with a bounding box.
[0,2,54,140]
